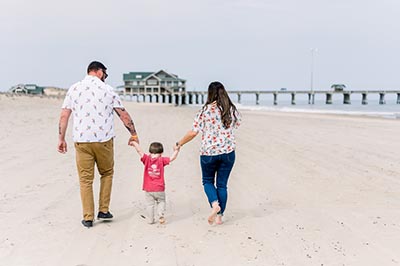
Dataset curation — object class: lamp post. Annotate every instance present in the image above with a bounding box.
[310,48,318,104]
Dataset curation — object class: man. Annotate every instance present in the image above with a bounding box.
[58,61,138,228]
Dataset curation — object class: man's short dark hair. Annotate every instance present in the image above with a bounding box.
[87,61,107,74]
[149,142,164,154]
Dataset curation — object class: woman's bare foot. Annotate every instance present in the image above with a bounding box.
[215,214,223,225]
[207,203,221,225]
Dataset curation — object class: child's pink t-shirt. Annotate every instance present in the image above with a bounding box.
[141,154,170,192]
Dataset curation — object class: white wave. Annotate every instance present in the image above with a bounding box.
[235,104,400,119]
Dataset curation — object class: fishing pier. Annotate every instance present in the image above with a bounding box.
[119,90,400,106]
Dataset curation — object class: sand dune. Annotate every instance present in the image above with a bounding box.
[0,94,399,266]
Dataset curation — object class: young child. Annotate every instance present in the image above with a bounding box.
[131,141,179,224]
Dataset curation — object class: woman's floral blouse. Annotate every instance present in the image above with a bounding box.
[192,104,241,156]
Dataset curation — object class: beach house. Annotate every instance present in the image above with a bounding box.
[119,70,186,103]
[9,84,67,97]
[9,84,45,95]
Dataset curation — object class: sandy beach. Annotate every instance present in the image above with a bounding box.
[0,94,399,266]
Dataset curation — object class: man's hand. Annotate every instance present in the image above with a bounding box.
[58,108,71,154]
[58,140,68,153]
[128,135,139,146]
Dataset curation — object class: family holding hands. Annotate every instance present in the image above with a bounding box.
[58,61,241,228]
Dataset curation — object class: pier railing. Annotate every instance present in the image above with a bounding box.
[119,90,400,106]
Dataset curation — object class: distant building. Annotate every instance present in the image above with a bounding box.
[9,84,44,95]
[120,70,186,95]
[331,84,346,92]
[8,84,67,97]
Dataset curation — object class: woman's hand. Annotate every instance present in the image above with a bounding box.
[173,142,181,151]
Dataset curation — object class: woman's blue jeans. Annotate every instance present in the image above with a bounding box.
[200,151,235,215]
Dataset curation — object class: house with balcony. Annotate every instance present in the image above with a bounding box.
[120,70,186,97]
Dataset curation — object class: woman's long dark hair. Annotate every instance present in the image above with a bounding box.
[202,81,238,128]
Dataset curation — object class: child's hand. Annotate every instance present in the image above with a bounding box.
[129,140,139,147]
[173,143,180,151]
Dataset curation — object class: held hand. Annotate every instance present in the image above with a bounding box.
[58,140,67,153]
[129,140,139,147]
[173,142,181,151]
[128,135,139,145]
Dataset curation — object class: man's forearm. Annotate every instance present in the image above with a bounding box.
[114,108,138,136]
[125,120,137,136]
[59,109,71,140]
[59,121,67,140]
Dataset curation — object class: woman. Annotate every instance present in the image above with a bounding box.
[176,81,241,225]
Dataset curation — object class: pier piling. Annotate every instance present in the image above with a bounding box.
[362,93,368,105]
[308,93,315,104]
[291,93,296,105]
[343,93,351,104]
[326,93,333,104]
[379,93,386,105]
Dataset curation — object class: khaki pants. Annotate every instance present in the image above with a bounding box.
[74,138,114,221]
[145,191,166,224]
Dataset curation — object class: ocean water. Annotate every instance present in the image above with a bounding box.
[227,92,400,119]
[120,91,399,119]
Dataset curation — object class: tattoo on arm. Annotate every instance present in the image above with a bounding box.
[113,108,125,117]
[58,109,71,140]
[125,120,137,135]
[114,108,137,135]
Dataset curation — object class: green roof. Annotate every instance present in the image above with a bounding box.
[9,84,44,94]
[160,77,186,82]
[123,72,153,81]
[123,71,186,82]
[27,85,44,94]
[29,87,44,94]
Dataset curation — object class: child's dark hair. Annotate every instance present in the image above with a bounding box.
[149,142,164,154]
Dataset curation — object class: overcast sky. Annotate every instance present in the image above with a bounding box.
[1,0,400,91]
